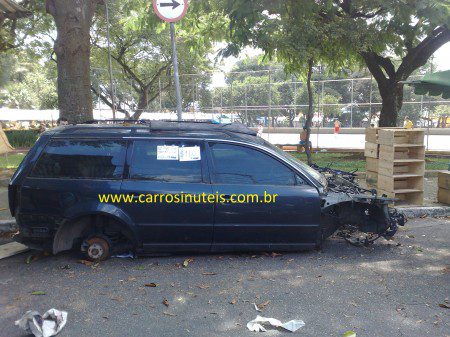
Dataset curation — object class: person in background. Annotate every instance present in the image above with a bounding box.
[403,116,414,129]
[257,124,264,137]
[299,126,312,152]
[334,119,341,134]
[57,117,69,126]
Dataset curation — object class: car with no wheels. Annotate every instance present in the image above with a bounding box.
[9,121,404,260]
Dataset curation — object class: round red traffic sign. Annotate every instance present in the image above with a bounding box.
[153,0,188,23]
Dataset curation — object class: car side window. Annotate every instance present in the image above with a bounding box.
[129,140,203,183]
[209,143,296,186]
[31,140,126,179]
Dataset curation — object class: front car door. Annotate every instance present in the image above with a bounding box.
[207,142,322,251]
[120,139,214,252]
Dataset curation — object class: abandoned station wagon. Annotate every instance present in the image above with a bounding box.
[9,121,405,260]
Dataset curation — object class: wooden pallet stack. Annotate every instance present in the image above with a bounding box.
[438,171,450,205]
[364,128,379,187]
[376,129,425,205]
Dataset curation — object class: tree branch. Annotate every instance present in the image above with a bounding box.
[91,85,131,118]
[397,26,450,80]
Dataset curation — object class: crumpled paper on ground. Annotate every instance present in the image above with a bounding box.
[247,315,305,332]
[15,308,68,337]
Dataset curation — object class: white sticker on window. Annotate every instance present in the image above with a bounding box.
[179,146,201,162]
[157,145,179,160]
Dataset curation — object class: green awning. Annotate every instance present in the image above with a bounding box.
[404,70,450,99]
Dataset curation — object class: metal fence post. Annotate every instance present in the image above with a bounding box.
[268,68,272,130]
[369,76,373,125]
[158,77,162,112]
[350,79,354,128]
[244,84,248,126]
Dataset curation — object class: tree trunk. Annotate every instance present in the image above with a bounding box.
[379,81,404,127]
[305,59,314,166]
[46,0,97,123]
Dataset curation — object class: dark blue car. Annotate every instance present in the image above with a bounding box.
[9,121,403,260]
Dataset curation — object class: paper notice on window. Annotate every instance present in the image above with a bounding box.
[157,145,179,160]
[179,146,201,161]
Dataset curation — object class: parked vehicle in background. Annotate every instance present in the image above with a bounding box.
[9,121,404,261]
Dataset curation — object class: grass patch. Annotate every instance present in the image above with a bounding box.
[292,151,449,172]
[0,153,26,169]
[5,130,40,148]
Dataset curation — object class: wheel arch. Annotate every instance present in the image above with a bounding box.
[53,211,139,254]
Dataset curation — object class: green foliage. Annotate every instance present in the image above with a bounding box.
[0,51,57,109]
[433,105,450,116]
[4,130,40,148]
[91,0,228,118]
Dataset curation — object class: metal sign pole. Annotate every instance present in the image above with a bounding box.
[170,22,183,121]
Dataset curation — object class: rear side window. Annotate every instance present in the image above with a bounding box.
[31,140,126,179]
[209,143,296,185]
[129,140,203,183]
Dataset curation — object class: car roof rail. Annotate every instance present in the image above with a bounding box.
[77,119,256,136]
[81,119,151,125]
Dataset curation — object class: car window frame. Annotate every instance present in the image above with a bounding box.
[205,141,308,187]
[125,138,210,184]
[28,137,129,181]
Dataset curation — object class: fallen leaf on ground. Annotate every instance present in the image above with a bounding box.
[78,259,93,266]
[144,283,158,287]
[183,258,194,267]
[230,298,237,305]
[201,272,217,275]
[343,331,356,337]
[128,277,136,282]
[438,303,450,309]
[163,311,176,316]
[162,299,169,307]
[31,291,46,296]
[271,252,283,257]
[257,300,270,310]
[135,266,145,270]
[197,284,210,289]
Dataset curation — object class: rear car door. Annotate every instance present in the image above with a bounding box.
[207,142,322,251]
[119,139,214,252]
[19,139,126,240]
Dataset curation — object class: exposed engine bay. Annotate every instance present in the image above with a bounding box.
[314,164,406,246]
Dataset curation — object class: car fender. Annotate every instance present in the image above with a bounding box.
[53,202,139,254]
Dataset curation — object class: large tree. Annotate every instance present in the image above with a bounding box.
[332,0,450,126]
[222,0,450,127]
[90,0,226,120]
[46,0,102,123]
[221,0,350,164]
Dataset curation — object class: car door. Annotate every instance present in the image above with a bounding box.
[207,142,322,251]
[19,138,126,234]
[119,139,214,252]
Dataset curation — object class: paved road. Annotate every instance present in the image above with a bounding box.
[1,218,449,337]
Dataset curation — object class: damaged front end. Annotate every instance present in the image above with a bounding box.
[316,165,406,246]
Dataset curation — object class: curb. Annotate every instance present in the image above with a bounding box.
[397,206,450,219]
[0,220,17,234]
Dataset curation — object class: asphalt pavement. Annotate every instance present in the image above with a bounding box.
[0,217,449,337]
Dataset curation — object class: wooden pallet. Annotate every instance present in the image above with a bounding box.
[377,129,425,146]
[438,171,450,205]
[364,142,379,158]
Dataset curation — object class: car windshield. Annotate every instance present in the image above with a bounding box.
[261,140,327,188]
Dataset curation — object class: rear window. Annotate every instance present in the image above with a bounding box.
[129,140,203,183]
[31,139,126,179]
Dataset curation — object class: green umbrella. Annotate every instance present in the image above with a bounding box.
[403,70,450,99]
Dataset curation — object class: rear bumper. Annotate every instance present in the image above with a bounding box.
[14,233,53,251]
